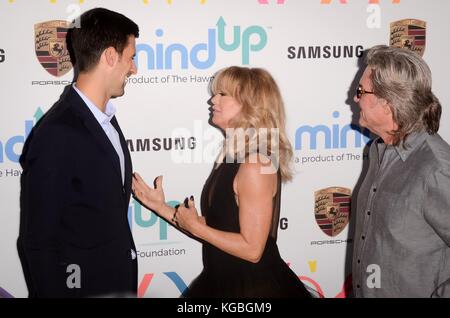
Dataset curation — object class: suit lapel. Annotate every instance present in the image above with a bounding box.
[111,116,132,195]
[66,87,123,184]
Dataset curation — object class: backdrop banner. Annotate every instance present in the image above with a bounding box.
[1,0,449,298]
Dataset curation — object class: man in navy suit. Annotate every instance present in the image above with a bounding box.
[19,8,139,297]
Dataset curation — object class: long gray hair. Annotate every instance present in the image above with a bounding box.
[366,45,441,145]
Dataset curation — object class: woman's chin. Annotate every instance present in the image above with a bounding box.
[211,119,225,130]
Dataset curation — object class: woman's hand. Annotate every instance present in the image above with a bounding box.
[132,173,165,212]
[175,197,204,236]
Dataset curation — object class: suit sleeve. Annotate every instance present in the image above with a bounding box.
[21,124,71,297]
[423,167,450,298]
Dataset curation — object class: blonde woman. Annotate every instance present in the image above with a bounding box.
[133,66,312,298]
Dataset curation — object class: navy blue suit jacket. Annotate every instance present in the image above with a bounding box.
[19,86,137,297]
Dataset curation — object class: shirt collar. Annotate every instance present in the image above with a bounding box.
[393,131,428,162]
[374,131,428,162]
[73,83,116,126]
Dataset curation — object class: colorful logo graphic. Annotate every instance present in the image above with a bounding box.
[314,187,351,236]
[294,111,372,150]
[0,108,41,164]
[138,272,187,298]
[0,287,14,298]
[34,20,73,77]
[390,19,426,57]
[135,17,267,70]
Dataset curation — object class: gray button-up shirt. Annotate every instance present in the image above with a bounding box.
[353,131,450,297]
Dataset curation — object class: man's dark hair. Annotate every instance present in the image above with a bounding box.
[70,8,139,72]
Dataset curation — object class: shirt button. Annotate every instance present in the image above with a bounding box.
[373,188,377,192]
[357,259,361,264]
[357,284,361,288]
[367,211,371,216]
[361,235,365,240]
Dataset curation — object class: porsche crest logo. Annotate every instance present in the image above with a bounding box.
[390,19,426,57]
[35,20,73,77]
[314,187,351,237]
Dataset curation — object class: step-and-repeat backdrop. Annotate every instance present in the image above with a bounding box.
[1,0,449,298]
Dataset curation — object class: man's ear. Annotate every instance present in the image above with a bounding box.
[382,102,393,116]
[103,47,118,67]
[377,98,392,115]
[384,102,399,131]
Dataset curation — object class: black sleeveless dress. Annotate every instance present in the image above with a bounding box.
[183,161,312,298]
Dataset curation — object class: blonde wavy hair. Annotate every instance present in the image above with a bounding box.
[210,66,293,182]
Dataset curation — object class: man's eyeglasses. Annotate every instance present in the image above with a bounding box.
[356,85,374,99]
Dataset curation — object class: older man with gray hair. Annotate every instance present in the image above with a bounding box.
[352,45,450,297]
